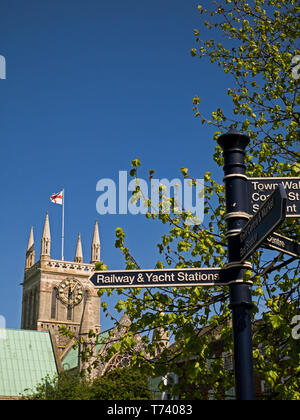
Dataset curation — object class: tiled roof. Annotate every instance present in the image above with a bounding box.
[0,329,58,397]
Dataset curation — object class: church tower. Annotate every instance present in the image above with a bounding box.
[21,215,101,353]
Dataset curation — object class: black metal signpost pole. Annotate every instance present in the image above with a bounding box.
[217,129,255,400]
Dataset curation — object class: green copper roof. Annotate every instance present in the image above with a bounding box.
[0,329,58,397]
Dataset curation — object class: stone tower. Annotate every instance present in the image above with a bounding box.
[21,215,101,353]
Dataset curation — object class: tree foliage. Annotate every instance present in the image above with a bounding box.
[24,367,153,400]
[97,0,300,400]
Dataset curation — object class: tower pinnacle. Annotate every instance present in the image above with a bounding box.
[25,226,35,269]
[41,212,51,259]
[91,220,100,263]
[74,233,83,263]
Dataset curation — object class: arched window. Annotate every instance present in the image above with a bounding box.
[29,290,34,327]
[23,293,30,328]
[84,290,89,305]
[67,304,72,321]
[51,287,57,319]
[32,288,38,326]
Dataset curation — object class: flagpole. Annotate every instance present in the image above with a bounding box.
[62,189,65,261]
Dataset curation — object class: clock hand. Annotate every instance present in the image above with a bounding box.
[70,281,79,294]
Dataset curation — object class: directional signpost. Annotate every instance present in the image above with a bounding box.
[247,177,300,217]
[239,184,287,262]
[89,266,251,290]
[88,127,298,401]
[90,267,224,289]
[264,232,300,258]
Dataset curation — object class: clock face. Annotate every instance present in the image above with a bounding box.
[58,278,84,307]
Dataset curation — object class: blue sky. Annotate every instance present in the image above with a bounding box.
[0,0,234,331]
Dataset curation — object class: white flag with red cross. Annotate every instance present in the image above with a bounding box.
[50,190,64,205]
